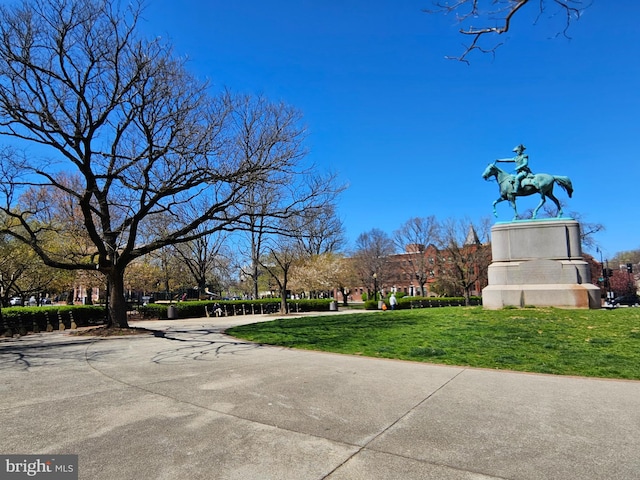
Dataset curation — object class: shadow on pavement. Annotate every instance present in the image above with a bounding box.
[148,328,266,364]
[0,337,114,371]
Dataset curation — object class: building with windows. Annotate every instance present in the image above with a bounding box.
[336,227,490,303]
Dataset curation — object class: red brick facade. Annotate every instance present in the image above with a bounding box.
[335,243,490,303]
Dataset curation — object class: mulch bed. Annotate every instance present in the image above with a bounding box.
[70,326,156,337]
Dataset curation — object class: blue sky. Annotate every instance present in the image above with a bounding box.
[141,1,639,260]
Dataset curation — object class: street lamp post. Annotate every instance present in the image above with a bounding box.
[372,273,378,307]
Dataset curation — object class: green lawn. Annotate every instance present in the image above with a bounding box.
[226,307,640,380]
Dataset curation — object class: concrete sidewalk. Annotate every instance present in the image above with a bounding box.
[1,313,639,479]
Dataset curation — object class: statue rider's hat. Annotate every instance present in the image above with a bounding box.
[513,144,526,153]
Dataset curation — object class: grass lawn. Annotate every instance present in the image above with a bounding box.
[226,307,640,380]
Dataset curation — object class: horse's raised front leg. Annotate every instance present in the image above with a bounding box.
[492,198,503,218]
[532,193,546,219]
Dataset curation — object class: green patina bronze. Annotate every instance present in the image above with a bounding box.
[482,145,573,220]
[495,144,531,193]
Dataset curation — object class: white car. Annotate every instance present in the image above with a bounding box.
[9,297,23,306]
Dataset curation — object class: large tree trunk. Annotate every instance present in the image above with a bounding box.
[280,294,288,315]
[108,271,129,328]
[463,287,471,307]
[279,279,289,314]
[252,263,260,300]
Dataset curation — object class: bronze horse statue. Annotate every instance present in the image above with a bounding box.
[482,163,573,220]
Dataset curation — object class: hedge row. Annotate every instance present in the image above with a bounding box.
[1,305,106,336]
[407,297,482,308]
[1,297,482,335]
[0,299,337,336]
[139,298,334,319]
[365,296,482,310]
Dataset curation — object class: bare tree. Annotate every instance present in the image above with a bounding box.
[229,93,306,300]
[425,0,591,62]
[434,218,492,305]
[284,201,346,299]
[394,216,440,296]
[258,202,344,312]
[228,93,344,299]
[353,228,396,300]
[522,203,605,252]
[259,234,304,314]
[568,211,604,253]
[0,0,333,327]
[238,184,270,299]
[172,229,230,296]
[290,202,346,256]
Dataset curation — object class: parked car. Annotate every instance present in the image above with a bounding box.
[607,293,640,308]
[9,297,23,306]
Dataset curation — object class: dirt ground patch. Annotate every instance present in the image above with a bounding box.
[70,326,156,337]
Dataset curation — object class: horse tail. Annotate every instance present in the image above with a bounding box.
[554,176,573,198]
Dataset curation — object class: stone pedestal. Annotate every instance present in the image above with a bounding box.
[482,219,600,309]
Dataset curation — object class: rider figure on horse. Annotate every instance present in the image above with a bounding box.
[495,144,534,193]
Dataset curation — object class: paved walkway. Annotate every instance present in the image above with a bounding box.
[1,312,639,479]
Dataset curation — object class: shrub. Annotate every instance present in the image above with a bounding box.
[138,303,168,319]
[1,305,106,336]
[406,296,482,308]
[364,300,378,310]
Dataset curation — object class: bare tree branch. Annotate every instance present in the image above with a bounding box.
[425,0,591,62]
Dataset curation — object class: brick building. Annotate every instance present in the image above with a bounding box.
[337,227,490,303]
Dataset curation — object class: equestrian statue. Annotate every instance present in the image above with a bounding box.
[482,144,573,220]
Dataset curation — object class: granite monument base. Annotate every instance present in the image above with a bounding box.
[482,219,600,309]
